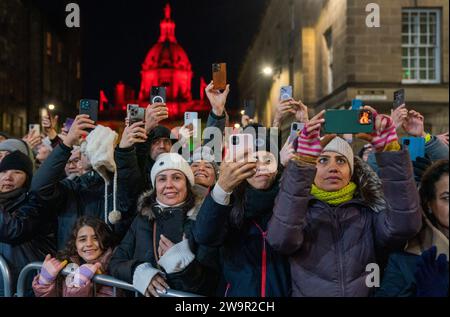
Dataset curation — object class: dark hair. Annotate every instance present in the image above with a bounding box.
[57,216,115,264]
[419,160,449,224]
[229,181,248,229]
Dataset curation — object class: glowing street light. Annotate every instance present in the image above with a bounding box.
[48,104,55,110]
[262,66,273,76]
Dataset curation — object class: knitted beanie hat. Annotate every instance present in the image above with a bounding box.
[151,153,195,188]
[0,151,33,188]
[85,125,121,225]
[322,137,355,175]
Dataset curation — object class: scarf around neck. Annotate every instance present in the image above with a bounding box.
[311,182,357,206]
[0,188,27,210]
[244,181,279,220]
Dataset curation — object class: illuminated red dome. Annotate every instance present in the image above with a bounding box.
[139,4,193,102]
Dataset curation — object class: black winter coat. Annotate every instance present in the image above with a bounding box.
[193,182,291,297]
[0,190,56,296]
[31,144,143,249]
[108,191,219,296]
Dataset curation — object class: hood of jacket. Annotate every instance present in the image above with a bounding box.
[350,156,387,213]
[137,190,201,221]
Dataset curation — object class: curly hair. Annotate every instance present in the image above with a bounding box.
[56,216,116,263]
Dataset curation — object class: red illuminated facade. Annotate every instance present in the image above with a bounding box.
[101,4,209,122]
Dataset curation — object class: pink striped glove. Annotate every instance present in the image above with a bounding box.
[296,125,322,158]
[370,113,398,152]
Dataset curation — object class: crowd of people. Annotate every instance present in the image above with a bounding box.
[0,82,448,298]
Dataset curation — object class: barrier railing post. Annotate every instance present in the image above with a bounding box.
[0,255,12,297]
[17,262,203,297]
[16,262,42,297]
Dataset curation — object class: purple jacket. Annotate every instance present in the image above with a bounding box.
[267,150,422,297]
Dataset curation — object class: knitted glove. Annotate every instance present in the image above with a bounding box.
[296,125,322,158]
[38,255,67,285]
[415,246,448,297]
[357,112,398,152]
[71,263,102,287]
[157,239,195,274]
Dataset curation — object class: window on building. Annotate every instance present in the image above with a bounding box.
[46,32,52,56]
[402,9,441,83]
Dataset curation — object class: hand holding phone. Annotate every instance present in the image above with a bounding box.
[119,121,147,149]
[63,115,96,148]
[145,103,169,133]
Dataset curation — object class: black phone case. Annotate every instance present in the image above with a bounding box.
[150,87,167,104]
[79,99,99,122]
[153,208,185,247]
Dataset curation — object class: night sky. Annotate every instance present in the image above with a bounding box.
[36,0,269,110]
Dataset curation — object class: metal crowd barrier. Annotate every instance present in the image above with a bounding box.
[0,255,12,297]
[16,262,202,298]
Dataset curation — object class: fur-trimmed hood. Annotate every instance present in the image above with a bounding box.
[350,156,387,213]
[137,186,206,221]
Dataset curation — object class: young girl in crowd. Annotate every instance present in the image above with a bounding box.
[32,216,117,297]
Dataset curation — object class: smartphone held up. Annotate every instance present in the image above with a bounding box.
[127,104,145,125]
[324,109,374,134]
[212,63,227,90]
[79,99,99,133]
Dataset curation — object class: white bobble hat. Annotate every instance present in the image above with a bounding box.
[151,153,195,187]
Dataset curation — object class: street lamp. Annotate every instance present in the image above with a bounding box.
[262,66,273,76]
